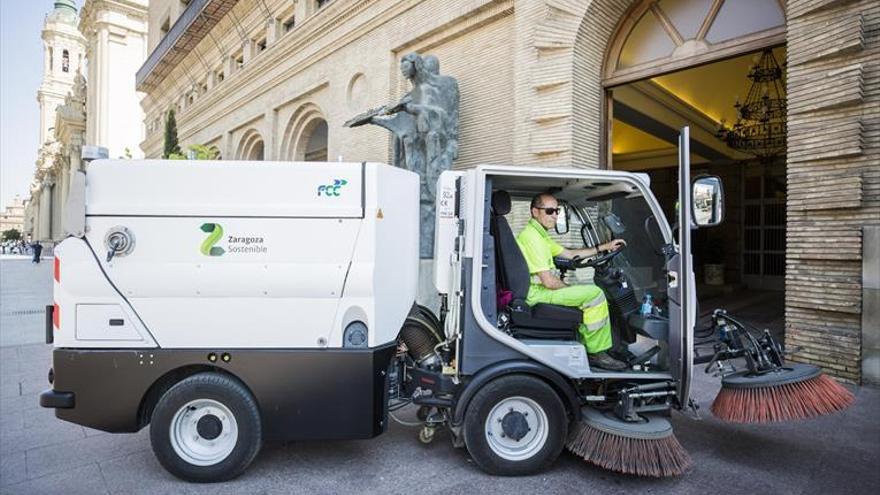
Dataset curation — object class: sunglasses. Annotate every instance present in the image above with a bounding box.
[536,207,560,215]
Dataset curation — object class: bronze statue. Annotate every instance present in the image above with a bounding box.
[346,53,459,258]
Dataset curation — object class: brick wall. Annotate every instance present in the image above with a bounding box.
[785,0,879,383]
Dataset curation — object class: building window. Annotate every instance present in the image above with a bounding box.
[233,50,244,71]
[48,47,54,71]
[283,14,296,33]
[256,37,267,53]
[216,70,225,83]
[317,0,332,9]
[62,50,69,72]
[200,79,208,94]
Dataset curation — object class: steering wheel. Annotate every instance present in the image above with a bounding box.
[571,245,625,269]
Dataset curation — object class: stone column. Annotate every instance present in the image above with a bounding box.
[266,18,279,45]
[97,25,110,147]
[26,190,41,240]
[265,110,277,161]
[51,176,64,240]
[38,181,53,241]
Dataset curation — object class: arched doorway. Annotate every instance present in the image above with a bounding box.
[280,103,328,162]
[235,129,264,160]
[599,0,788,332]
[303,120,328,162]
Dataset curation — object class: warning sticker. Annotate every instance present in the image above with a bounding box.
[438,185,456,219]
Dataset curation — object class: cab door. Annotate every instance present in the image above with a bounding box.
[666,126,696,408]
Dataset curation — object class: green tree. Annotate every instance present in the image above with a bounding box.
[168,144,220,160]
[2,229,22,241]
[163,109,182,158]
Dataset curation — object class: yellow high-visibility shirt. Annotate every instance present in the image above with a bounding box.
[516,218,563,276]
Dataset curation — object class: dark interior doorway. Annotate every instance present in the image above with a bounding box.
[607,47,787,330]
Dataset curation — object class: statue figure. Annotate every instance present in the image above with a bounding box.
[345,52,459,258]
[73,70,87,101]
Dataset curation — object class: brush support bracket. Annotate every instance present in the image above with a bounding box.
[699,309,788,378]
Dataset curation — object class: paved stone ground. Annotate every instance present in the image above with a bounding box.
[1,257,878,494]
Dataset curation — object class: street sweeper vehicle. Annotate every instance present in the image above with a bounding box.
[41,128,853,482]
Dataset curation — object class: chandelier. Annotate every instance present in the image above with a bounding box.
[716,49,787,160]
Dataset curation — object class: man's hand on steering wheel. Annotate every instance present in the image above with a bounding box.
[600,239,627,252]
[590,238,626,266]
[571,239,626,268]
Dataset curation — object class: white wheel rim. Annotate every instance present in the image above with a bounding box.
[484,396,549,461]
[169,399,238,466]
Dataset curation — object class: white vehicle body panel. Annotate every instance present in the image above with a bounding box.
[52,239,157,348]
[58,160,418,349]
[433,171,465,294]
[85,160,364,218]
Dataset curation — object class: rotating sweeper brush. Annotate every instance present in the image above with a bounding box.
[700,310,854,423]
[567,408,691,478]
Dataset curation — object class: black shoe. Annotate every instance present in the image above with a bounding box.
[608,347,636,365]
[588,351,628,371]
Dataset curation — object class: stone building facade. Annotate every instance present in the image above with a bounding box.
[26,0,88,244]
[25,0,149,245]
[0,196,27,235]
[130,0,873,384]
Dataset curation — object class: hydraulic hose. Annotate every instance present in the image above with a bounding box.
[400,305,442,364]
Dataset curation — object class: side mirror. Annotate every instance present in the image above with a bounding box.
[692,176,724,227]
[554,204,570,235]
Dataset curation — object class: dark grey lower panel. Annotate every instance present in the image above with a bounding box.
[47,344,396,442]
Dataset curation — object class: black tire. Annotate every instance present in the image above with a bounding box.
[463,375,567,476]
[149,372,262,482]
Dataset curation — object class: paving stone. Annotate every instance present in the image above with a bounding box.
[0,463,107,495]
[0,416,84,456]
[0,349,20,374]
[0,393,41,416]
[0,450,26,487]
[0,368,30,388]
[98,451,192,495]
[16,344,51,364]
[21,406,64,430]
[24,429,148,479]
[0,411,24,436]
[0,383,20,400]
[0,261,53,349]
[0,361,22,378]
[84,427,109,438]
[19,374,49,397]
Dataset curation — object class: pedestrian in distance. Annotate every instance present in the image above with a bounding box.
[31,241,43,263]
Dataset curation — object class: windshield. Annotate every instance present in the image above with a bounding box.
[579,193,670,297]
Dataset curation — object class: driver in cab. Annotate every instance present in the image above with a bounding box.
[517,193,628,371]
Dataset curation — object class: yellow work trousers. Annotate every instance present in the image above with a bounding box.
[525,284,613,354]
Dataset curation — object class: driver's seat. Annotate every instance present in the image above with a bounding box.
[491,191,582,340]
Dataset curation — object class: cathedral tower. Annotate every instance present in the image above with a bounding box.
[37,0,86,146]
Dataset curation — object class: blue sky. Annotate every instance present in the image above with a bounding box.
[0,1,82,207]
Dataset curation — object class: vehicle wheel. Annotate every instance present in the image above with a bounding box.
[149,372,262,482]
[463,375,567,476]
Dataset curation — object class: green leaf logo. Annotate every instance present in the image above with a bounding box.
[200,223,225,256]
